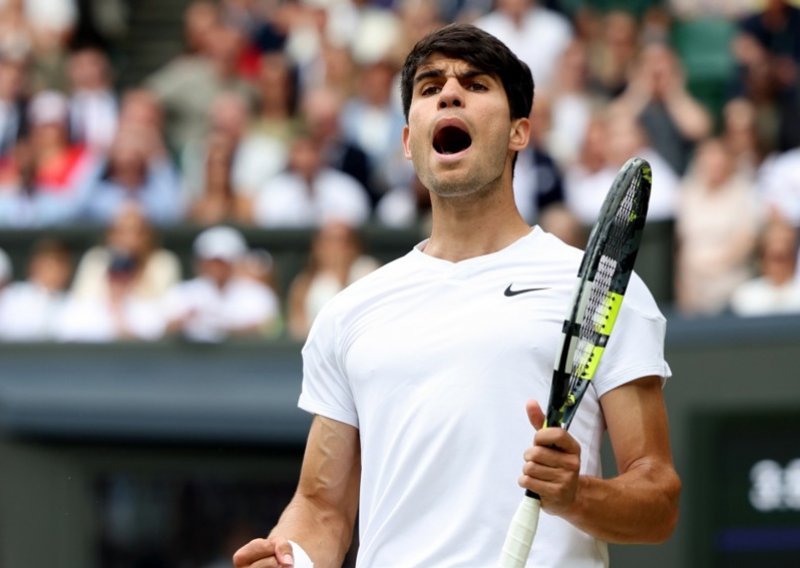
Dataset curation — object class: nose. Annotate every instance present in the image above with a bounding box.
[438,78,463,109]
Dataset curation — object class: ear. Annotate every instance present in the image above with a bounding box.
[402,125,412,160]
[509,117,531,153]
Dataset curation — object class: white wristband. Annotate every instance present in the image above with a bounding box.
[288,540,314,568]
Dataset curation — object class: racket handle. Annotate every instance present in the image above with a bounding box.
[498,493,541,567]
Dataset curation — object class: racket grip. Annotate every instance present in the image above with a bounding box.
[498,493,541,567]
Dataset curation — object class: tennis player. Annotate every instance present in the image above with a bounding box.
[234,23,680,568]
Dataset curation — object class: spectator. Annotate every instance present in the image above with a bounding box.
[0,57,29,157]
[537,203,587,249]
[375,174,432,229]
[81,121,182,226]
[163,225,281,342]
[610,40,712,176]
[146,4,254,156]
[585,9,640,99]
[0,237,72,340]
[287,220,379,340]
[340,58,410,196]
[734,0,800,152]
[721,97,767,179]
[70,203,181,303]
[183,91,255,225]
[675,137,762,316]
[251,130,371,228]
[473,0,573,91]
[14,0,77,92]
[55,254,168,342]
[301,84,374,202]
[66,45,118,152]
[230,51,298,204]
[730,211,800,316]
[756,144,800,227]
[540,39,605,168]
[563,109,679,225]
[0,0,34,63]
[512,94,566,224]
[21,89,102,226]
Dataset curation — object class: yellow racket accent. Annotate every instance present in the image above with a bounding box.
[580,345,606,379]
[595,292,623,335]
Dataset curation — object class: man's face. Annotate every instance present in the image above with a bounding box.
[402,55,529,200]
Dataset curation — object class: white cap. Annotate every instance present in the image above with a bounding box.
[28,90,69,125]
[193,226,248,262]
[0,247,11,282]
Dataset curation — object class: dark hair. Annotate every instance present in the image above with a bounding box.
[400,23,534,123]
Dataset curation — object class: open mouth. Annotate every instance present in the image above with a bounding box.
[433,125,472,155]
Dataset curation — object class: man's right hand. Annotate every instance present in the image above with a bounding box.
[233,536,295,568]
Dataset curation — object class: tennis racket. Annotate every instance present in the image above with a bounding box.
[498,156,652,567]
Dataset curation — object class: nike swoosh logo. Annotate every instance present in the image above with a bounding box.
[504,284,549,297]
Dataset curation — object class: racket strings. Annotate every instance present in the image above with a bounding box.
[566,178,641,395]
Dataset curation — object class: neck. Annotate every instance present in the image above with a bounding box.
[423,182,531,262]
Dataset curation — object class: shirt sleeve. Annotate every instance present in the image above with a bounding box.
[592,272,672,398]
[297,301,359,428]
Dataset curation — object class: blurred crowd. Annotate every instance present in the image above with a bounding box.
[0,0,800,345]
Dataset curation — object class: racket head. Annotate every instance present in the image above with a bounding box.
[545,156,652,430]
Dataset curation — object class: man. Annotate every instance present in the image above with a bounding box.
[234,23,680,567]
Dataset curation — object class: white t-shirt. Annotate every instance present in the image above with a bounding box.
[474,7,573,90]
[252,168,371,228]
[298,227,671,567]
[163,276,280,342]
[0,282,67,340]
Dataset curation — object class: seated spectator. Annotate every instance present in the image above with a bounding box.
[610,40,712,176]
[70,203,182,303]
[512,94,566,224]
[0,237,72,340]
[251,130,371,228]
[66,45,119,152]
[301,85,375,203]
[721,97,767,179]
[585,10,640,99]
[146,4,254,156]
[474,0,573,91]
[163,225,281,342]
[81,121,182,226]
[675,137,762,316]
[564,109,679,225]
[537,204,587,249]
[340,58,410,196]
[541,39,607,168]
[55,255,168,342]
[756,145,800,228]
[56,205,173,343]
[730,211,800,316]
[375,174,432,229]
[182,91,261,225]
[287,220,379,340]
[0,57,28,157]
[20,89,102,226]
[733,0,800,152]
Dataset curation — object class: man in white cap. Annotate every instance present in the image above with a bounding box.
[163,225,281,341]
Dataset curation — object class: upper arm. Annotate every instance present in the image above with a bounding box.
[601,376,676,476]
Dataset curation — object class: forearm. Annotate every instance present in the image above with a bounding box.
[664,91,711,141]
[269,492,355,567]
[563,460,681,544]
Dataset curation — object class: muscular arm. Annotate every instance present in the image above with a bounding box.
[234,415,361,567]
[522,376,681,544]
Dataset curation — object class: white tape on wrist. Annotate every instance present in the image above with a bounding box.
[288,540,314,568]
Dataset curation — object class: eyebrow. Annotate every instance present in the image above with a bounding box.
[413,67,489,85]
